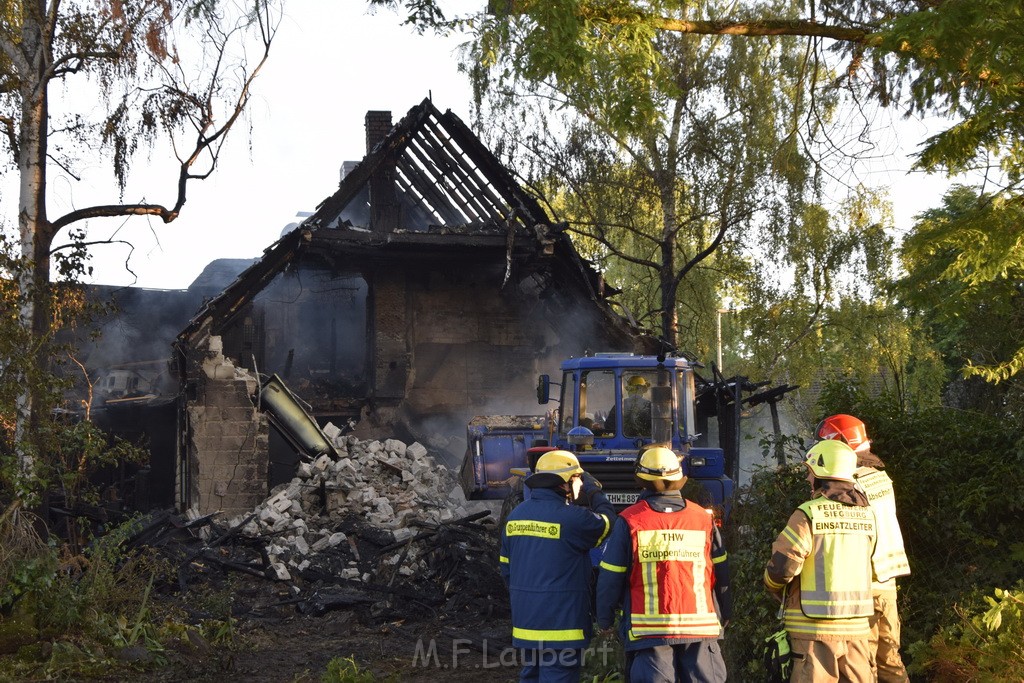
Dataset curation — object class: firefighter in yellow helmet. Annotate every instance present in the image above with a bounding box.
[764,440,877,682]
[606,375,653,437]
[596,446,730,682]
[817,414,910,683]
[499,450,615,682]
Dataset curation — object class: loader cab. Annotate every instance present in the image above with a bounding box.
[465,352,734,532]
[531,354,730,515]
[551,355,697,451]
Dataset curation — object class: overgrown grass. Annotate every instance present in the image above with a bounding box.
[0,513,241,680]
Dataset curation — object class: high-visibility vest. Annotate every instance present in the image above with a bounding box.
[855,466,911,584]
[620,501,721,639]
[795,498,875,619]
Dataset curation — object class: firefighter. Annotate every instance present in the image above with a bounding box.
[595,446,730,683]
[764,439,877,683]
[500,450,615,682]
[817,414,911,683]
[606,375,653,437]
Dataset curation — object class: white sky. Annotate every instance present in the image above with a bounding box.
[11,1,955,291]
[50,1,479,290]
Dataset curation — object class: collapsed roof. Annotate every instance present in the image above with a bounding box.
[178,98,650,351]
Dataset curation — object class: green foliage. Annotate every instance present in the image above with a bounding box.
[322,656,399,683]
[908,583,1024,682]
[199,617,236,646]
[898,185,1024,389]
[469,0,827,349]
[737,189,945,415]
[580,630,625,682]
[31,516,164,635]
[879,0,1024,181]
[0,516,188,679]
[0,507,56,610]
[0,231,141,507]
[2,0,277,476]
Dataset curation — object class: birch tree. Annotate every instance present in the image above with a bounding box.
[0,0,276,483]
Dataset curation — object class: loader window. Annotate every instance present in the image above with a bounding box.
[561,370,615,435]
[559,372,575,432]
[581,370,615,436]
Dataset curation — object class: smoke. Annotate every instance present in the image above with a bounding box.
[245,268,369,390]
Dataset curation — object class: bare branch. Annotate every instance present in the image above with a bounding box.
[51,203,183,230]
[48,237,137,256]
[46,152,80,181]
[66,353,93,421]
[569,223,661,271]
[50,2,278,235]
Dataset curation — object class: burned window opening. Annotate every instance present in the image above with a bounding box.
[218,266,369,402]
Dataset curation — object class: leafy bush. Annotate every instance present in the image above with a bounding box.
[724,379,1024,680]
[0,505,56,611]
[33,516,173,636]
[723,436,809,681]
[580,630,625,682]
[908,583,1024,681]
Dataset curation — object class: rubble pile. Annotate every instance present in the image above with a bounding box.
[183,430,507,621]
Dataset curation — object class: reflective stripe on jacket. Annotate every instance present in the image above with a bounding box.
[622,500,721,638]
[764,492,875,640]
[795,498,875,619]
[855,465,911,586]
[499,487,614,649]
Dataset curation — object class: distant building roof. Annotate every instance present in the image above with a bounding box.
[188,258,260,292]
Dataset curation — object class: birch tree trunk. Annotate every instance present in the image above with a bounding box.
[13,1,52,477]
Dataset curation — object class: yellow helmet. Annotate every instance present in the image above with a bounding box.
[627,375,650,390]
[635,447,683,481]
[804,440,857,482]
[525,450,584,488]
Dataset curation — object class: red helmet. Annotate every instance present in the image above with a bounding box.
[816,413,870,451]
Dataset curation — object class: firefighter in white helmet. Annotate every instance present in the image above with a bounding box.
[499,450,615,682]
[596,446,731,682]
[764,439,878,682]
[817,414,910,683]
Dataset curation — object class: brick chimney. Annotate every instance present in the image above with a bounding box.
[365,110,392,153]
[365,110,399,233]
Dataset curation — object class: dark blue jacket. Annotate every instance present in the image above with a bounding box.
[595,490,732,651]
[500,486,615,649]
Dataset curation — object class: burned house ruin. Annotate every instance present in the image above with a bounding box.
[172,99,654,516]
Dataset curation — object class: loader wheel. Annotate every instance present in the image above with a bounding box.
[499,478,525,530]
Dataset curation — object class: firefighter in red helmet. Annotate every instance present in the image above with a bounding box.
[817,414,911,683]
